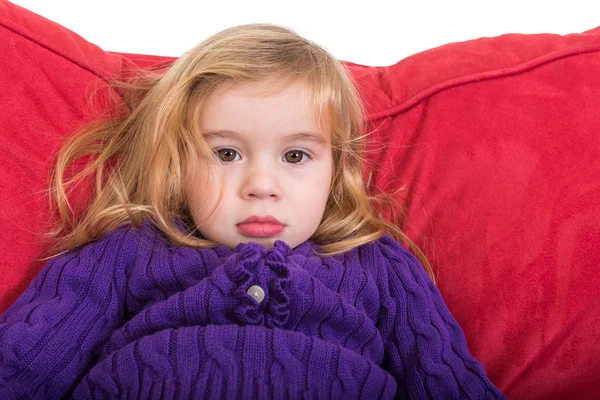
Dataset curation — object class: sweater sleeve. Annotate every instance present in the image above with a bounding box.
[374,236,505,399]
[0,227,134,399]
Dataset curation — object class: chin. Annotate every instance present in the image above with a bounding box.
[235,235,287,249]
[245,237,276,248]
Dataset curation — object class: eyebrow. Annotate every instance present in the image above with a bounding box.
[203,129,328,147]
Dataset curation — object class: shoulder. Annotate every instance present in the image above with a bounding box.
[6,221,154,312]
[352,234,436,294]
[370,234,414,259]
[351,234,422,270]
[52,218,164,271]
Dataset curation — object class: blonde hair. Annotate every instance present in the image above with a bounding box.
[46,23,435,283]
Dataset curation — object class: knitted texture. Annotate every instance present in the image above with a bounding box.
[0,220,505,399]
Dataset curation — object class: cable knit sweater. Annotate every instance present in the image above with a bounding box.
[0,220,505,399]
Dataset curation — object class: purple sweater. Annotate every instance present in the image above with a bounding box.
[0,219,504,399]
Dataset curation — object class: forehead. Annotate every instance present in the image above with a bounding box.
[203,78,312,114]
[211,77,310,99]
[200,78,327,139]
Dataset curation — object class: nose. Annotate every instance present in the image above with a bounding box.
[240,167,282,200]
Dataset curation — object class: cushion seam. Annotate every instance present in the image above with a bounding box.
[368,45,600,122]
[0,15,118,84]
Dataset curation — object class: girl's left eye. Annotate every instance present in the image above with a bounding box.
[283,150,310,164]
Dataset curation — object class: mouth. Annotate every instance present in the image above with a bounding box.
[236,222,285,238]
[236,215,286,238]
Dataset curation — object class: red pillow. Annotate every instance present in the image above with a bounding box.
[350,30,600,399]
[0,0,172,310]
[2,1,600,398]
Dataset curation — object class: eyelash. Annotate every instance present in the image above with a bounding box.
[213,148,312,165]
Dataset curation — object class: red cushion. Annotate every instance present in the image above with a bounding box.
[351,30,600,399]
[1,1,599,398]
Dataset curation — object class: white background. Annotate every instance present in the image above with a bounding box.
[9,0,600,66]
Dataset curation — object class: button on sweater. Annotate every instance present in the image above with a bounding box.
[0,220,505,399]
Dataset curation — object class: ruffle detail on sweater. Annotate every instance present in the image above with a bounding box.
[224,240,294,327]
[264,241,292,328]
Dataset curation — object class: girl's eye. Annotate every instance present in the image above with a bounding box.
[284,150,310,164]
[214,149,310,164]
[215,148,240,162]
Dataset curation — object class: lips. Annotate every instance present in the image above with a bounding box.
[238,215,283,225]
[237,215,286,238]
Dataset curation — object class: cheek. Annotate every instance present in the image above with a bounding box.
[291,163,333,209]
[196,169,239,223]
[186,165,222,222]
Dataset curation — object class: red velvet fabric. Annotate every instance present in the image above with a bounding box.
[1,1,599,398]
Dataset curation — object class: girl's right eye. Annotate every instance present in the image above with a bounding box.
[214,148,240,162]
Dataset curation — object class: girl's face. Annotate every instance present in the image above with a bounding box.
[187,78,333,249]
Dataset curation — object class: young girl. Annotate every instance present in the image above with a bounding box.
[0,24,505,399]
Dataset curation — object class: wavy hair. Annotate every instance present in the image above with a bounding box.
[46,23,435,283]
